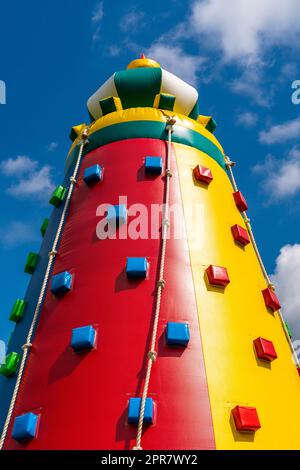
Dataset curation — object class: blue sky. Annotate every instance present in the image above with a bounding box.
[1,0,300,356]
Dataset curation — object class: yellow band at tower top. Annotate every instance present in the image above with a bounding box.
[67,107,224,162]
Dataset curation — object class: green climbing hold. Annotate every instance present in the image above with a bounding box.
[206,117,217,134]
[9,299,26,323]
[285,322,293,339]
[40,218,49,237]
[154,93,176,112]
[0,352,20,377]
[100,96,122,116]
[49,185,67,208]
[24,252,38,274]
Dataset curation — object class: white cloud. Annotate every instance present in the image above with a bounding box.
[0,340,5,365]
[229,66,271,107]
[108,45,121,57]
[237,111,258,128]
[146,43,206,85]
[280,63,298,80]
[6,165,55,201]
[190,0,300,63]
[91,1,104,41]
[253,147,300,201]
[1,156,56,201]
[120,11,145,33]
[0,156,38,176]
[123,0,298,104]
[47,142,58,152]
[91,1,104,23]
[92,27,101,42]
[140,1,299,103]
[0,221,38,248]
[259,118,300,144]
[271,244,300,341]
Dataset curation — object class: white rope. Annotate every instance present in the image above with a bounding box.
[225,156,300,368]
[132,116,175,451]
[0,131,89,449]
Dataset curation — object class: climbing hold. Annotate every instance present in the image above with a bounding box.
[49,185,67,208]
[0,352,20,377]
[50,271,73,295]
[233,191,248,213]
[285,321,293,338]
[166,322,190,347]
[83,164,103,185]
[99,96,122,116]
[232,406,261,432]
[69,123,87,142]
[12,412,39,442]
[9,299,26,323]
[206,117,217,134]
[106,204,127,225]
[24,252,38,275]
[145,156,163,175]
[253,337,277,362]
[193,164,213,185]
[206,265,230,288]
[153,93,176,112]
[262,288,281,312]
[196,115,217,133]
[231,224,250,246]
[71,325,96,352]
[40,218,49,238]
[126,257,148,279]
[128,398,153,424]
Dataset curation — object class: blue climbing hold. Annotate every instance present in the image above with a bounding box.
[71,325,96,352]
[166,322,190,347]
[128,397,153,424]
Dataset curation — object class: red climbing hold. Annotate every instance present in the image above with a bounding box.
[206,265,230,288]
[193,165,213,185]
[233,191,248,213]
[231,224,250,246]
[232,406,261,432]
[140,54,146,59]
[253,337,277,362]
[262,288,281,312]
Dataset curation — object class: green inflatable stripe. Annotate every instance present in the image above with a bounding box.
[114,68,162,110]
[78,121,225,170]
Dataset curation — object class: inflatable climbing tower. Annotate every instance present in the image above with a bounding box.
[1,56,300,451]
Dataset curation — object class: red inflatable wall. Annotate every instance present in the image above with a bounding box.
[4,138,215,450]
